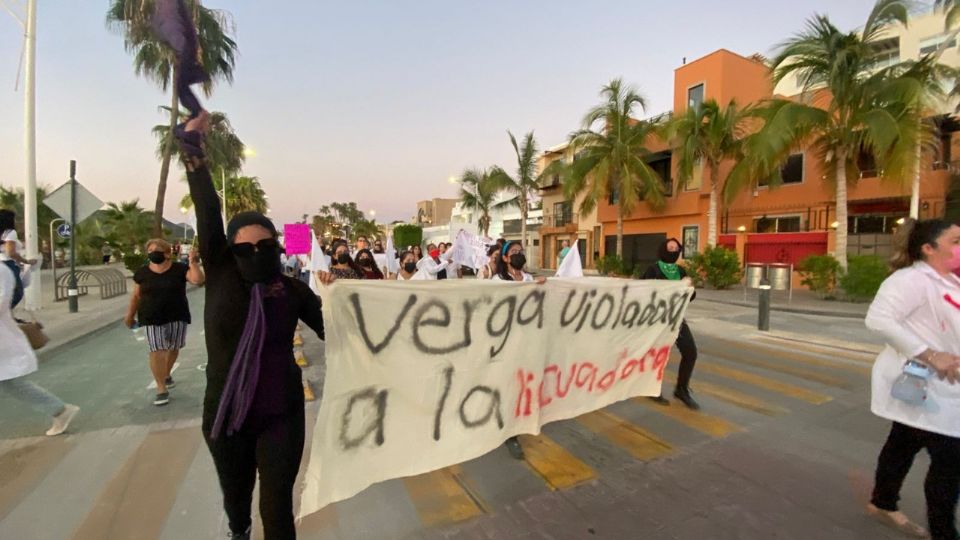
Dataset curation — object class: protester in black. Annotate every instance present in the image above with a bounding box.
[179,112,325,540]
[355,248,384,280]
[124,238,204,406]
[642,238,700,410]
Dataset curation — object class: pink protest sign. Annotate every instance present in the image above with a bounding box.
[284,224,312,255]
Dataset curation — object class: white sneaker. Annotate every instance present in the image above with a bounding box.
[46,404,79,436]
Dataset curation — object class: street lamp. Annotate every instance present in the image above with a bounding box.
[369,209,376,218]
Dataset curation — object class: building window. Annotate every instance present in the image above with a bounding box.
[920,34,957,56]
[685,159,703,191]
[759,153,803,186]
[533,239,540,247]
[858,149,878,178]
[681,226,699,259]
[688,83,704,110]
[649,155,673,196]
[754,216,801,233]
[554,201,573,227]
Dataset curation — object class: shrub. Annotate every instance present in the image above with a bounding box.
[392,224,423,250]
[595,254,625,276]
[798,254,841,299]
[840,255,888,301]
[684,247,741,289]
[123,252,146,274]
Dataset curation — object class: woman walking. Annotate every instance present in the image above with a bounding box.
[330,241,364,280]
[478,245,499,280]
[641,238,699,410]
[0,263,79,436]
[180,112,327,540]
[355,249,384,280]
[396,250,426,281]
[865,218,960,540]
[124,239,205,406]
[0,209,36,308]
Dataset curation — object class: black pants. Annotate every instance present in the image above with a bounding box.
[674,321,697,390]
[204,407,305,540]
[872,422,960,540]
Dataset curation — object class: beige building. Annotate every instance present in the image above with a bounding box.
[537,142,601,270]
[414,198,458,227]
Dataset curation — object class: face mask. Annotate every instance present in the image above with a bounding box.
[948,245,960,271]
[661,250,681,264]
[359,258,373,267]
[509,253,526,270]
[337,253,351,265]
[403,262,417,273]
[148,251,167,264]
[234,242,281,283]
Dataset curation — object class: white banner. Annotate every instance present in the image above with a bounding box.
[300,278,692,515]
[445,229,492,270]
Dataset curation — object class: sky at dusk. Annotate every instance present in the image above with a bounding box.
[0,1,878,226]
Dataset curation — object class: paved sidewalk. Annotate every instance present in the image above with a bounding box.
[688,287,869,319]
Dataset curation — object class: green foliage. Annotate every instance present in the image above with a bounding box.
[392,224,423,250]
[123,252,146,274]
[595,254,626,276]
[459,168,505,238]
[798,254,842,299]
[308,202,380,241]
[685,247,742,289]
[840,255,889,301]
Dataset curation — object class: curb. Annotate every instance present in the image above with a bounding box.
[696,297,866,320]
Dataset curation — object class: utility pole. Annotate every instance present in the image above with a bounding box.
[22,0,41,310]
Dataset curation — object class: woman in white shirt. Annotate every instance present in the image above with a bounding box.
[492,240,545,284]
[478,245,499,280]
[0,263,79,436]
[865,218,960,539]
[396,250,427,281]
[0,209,36,308]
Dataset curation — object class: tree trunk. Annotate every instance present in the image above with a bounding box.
[909,138,921,219]
[616,212,624,259]
[519,195,527,251]
[835,148,849,272]
[708,161,719,248]
[153,67,179,236]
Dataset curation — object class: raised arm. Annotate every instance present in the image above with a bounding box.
[180,113,230,270]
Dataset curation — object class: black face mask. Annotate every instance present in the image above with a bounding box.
[403,262,417,273]
[359,258,373,267]
[661,250,681,264]
[148,251,167,264]
[509,253,526,270]
[337,253,351,265]
[232,241,281,283]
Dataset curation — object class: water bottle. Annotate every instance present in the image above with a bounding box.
[131,320,146,342]
[891,360,931,406]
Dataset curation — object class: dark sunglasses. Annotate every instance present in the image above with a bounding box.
[230,238,279,258]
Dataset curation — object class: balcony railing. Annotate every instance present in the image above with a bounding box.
[543,212,578,228]
[539,174,562,189]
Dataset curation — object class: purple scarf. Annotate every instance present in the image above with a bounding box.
[211,283,267,438]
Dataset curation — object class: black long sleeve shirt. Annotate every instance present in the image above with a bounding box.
[187,165,324,430]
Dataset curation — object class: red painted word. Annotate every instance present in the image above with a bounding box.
[513,345,671,418]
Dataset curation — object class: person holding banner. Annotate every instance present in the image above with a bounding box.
[178,112,327,540]
[355,249,384,280]
[330,242,364,280]
[642,238,700,410]
[493,240,546,285]
[396,250,428,281]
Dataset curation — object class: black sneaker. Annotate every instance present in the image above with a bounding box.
[673,387,700,410]
[228,529,251,539]
[648,394,671,406]
[154,392,170,406]
[165,377,176,389]
[504,437,525,460]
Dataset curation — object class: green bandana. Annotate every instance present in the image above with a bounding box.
[657,260,682,280]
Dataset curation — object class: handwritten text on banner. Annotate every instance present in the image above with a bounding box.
[300,278,692,514]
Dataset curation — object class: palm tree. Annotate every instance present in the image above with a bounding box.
[489,132,539,250]
[180,176,268,218]
[459,168,505,238]
[734,0,921,271]
[106,0,238,236]
[102,200,155,250]
[154,108,245,174]
[666,99,750,248]
[565,78,666,257]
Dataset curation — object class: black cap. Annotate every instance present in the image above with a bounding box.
[226,212,277,244]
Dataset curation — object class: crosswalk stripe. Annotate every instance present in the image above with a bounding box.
[703,338,872,375]
[72,427,202,540]
[0,438,74,522]
[663,372,788,417]
[701,347,856,389]
[516,434,596,490]
[403,465,486,527]
[635,398,743,437]
[576,410,673,461]
[754,335,877,364]
[698,363,832,405]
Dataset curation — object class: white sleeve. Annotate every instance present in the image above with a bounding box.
[1,230,17,242]
[865,270,929,359]
[0,264,13,317]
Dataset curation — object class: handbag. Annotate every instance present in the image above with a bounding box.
[17,314,49,350]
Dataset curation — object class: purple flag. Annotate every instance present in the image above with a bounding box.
[151,0,207,118]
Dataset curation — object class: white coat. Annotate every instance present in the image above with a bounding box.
[0,263,38,381]
[866,261,960,438]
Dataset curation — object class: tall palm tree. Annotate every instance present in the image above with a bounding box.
[154,108,245,174]
[107,0,238,236]
[489,132,539,250]
[459,168,504,238]
[180,176,268,218]
[734,0,920,271]
[666,99,750,248]
[565,78,666,257]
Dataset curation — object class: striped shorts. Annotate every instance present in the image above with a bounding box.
[145,321,188,352]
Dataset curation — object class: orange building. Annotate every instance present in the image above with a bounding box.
[591,48,956,274]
